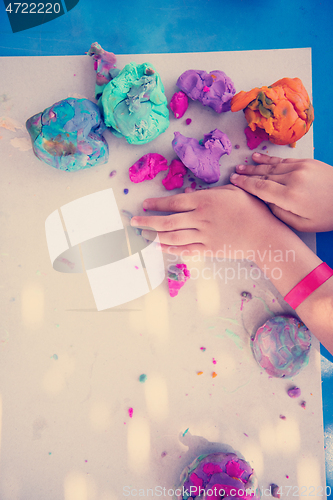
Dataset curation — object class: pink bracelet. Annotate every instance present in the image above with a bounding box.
[284,262,333,309]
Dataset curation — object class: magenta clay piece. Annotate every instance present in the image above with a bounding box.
[244,126,269,150]
[129,153,168,182]
[287,387,301,398]
[162,159,187,190]
[271,484,281,498]
[177,69,236,113]
[172,129,232,183]
[170,91,189,119]
[176,452,260,500]
[168,264,190,297]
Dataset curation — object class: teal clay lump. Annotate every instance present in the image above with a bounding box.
[26,98,109,171]
[100,62,170,145]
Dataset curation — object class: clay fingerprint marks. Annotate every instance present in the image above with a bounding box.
[251,315,312,378]
[4,0,79,33]
[230,78,314,147]
[177,452,260,500]
[45,189,165,310]
[100,61,170,145]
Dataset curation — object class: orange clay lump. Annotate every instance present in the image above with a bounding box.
[231,77,314,147]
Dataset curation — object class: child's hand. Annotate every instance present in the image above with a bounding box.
[131,185,286,258]
[230,153,333,232]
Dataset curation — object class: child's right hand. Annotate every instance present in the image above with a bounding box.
[230,153,333,232]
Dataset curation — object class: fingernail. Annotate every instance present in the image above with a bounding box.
[237,164,246,171]
[230,173,239,181]
[143,200,149,210]
[253,152,260,158]
[131,218,139,226]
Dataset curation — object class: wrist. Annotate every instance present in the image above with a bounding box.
[284,263,333,309]
[253,223,322,296]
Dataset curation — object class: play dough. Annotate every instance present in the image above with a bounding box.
[251,315,311,378]
[162,159,187,190]
[244,126,269,150]
[129,153,168,182]
[99,61,169,145]
[176,69,236,113]
[172,129,232,183]
[168,264,190,297]
[231,77,314,147]
[170,91,189,119]
[26,97,108,171]
[87,42,119,98]
[176,452,260,500]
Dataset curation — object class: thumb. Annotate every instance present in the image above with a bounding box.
[268,203,310,231]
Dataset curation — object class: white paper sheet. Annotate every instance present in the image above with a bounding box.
[0,49,326,500]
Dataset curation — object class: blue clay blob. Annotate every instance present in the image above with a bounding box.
[100,62,169,145]
[26,98,109,172]
[251,315,311,378]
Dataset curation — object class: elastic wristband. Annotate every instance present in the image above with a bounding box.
[284,262,333,309]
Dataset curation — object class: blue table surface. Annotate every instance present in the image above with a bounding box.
[1,0,333,492]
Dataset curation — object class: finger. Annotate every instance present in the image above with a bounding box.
[131,211,197,232]
[252,152,304,165]
[268,203,311,232]
[230,173,288,206]
[142,228,201,246]
[235,170,292,186]
[236,158,299,177]
[143,192,197,213]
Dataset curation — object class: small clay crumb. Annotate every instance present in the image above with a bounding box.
[287,386,301,398]
[185,118,192,125]
[279,415,286,420]
[124,188,129,194]
[234,144,240,149]
[109,170,117,177]
[301,400,306,409]
[241,291,252,300]
[271,484,280,498]
[197,371,203,375]
[212,371,217,378]
[161,451,167,458]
